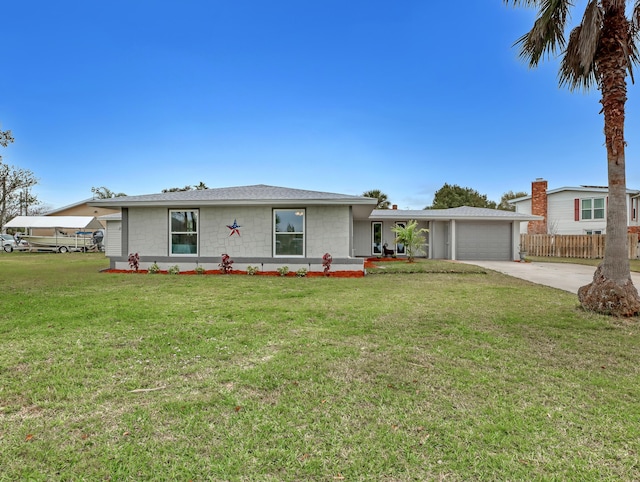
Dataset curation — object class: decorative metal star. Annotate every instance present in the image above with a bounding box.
[227,219,241,237]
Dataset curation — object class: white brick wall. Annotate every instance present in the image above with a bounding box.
[306,206,350,257]
[128,208,167,255]
[125,205,352,258]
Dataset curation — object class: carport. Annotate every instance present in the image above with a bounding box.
[5,216,104,234]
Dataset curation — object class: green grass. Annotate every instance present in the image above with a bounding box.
[1,253,640,480]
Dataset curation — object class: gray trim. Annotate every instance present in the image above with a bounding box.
[108,255,363,265]
[121,208,129,257]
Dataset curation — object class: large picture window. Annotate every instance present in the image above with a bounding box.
[581,198,605,220]
[274,209,304,256]
[170,210,198,255]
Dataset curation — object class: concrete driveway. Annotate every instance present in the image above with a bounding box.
[462,260,640,294]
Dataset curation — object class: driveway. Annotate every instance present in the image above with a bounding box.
[462,260,640,294]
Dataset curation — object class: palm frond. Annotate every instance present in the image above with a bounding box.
[630,0,640,71]
[514,0,572,67]
[559,26,598,91]
[577,0,602,70]
[633,0,640,31]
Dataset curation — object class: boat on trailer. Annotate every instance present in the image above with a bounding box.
[20,231,95,252]
[3,216,105,253]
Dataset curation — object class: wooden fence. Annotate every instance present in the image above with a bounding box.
[520,234,639,259]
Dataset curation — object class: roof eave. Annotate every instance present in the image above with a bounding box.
[90,199,378,208]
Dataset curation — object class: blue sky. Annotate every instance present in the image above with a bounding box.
[2,1,638,210]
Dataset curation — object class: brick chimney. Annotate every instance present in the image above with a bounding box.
[528,178,548,234]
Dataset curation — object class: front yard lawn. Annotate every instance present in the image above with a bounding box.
[1,253,639,480]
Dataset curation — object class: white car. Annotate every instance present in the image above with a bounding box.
[1,234,17,252]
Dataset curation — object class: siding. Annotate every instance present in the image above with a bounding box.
[515,199,532,234]
[353,220,371,257]
[516,190,635,235]
[105,220,122,257]
[549,190,607,234]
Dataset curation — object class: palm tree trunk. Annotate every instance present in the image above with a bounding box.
[578,2,640,316]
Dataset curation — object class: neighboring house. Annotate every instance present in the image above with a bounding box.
[91,184,541,273]
[510,179,640,235]
[13,198,119,236]
[45,198,120,228]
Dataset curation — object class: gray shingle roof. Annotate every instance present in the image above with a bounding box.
[90,184,378,207]
[370,206,542,221]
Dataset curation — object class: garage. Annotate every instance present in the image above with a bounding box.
[456,221,512,261]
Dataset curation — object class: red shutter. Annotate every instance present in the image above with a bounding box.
[574,199,580,221]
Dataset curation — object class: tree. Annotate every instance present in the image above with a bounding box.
[91,186,127,199]
[391,220,428,262]
[426,183,497,209]
[506,0,640,316]
[498,190,528,211]
[0,130,39,229]
[162,182,209,193]
[0,129,14,151]
[362,189,391,209]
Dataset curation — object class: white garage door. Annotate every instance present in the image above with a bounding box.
[456,221,512,261]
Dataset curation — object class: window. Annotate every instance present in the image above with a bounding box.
[372,222,382,255]
[581,198,605,220]
[274,209,304,256]
[585,230,603,235]
[170,210,198,255]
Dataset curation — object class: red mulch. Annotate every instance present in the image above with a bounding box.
[102,269,364,278]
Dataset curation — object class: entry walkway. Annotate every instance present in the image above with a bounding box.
[462,261,640,294]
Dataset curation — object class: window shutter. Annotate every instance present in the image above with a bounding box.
[574,199,580,221]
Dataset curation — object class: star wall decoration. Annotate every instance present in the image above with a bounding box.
[227,219,242,237]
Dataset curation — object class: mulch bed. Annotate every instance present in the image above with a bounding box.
[103,269,365,278]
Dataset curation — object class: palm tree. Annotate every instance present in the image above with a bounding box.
[363,189,391,209]
[91,186,127,199]
[506,0,640,316]
[391,220,428,262]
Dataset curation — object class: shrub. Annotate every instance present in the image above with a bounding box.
[148,262,160,274]
[277,266,289,277]
[296,267,308,277]
[219,254,234,274]
[322,253,332,276]
[167,265,180,275]
[246,265,259,275]
[194,265,206,275]
[391,220,429,262]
